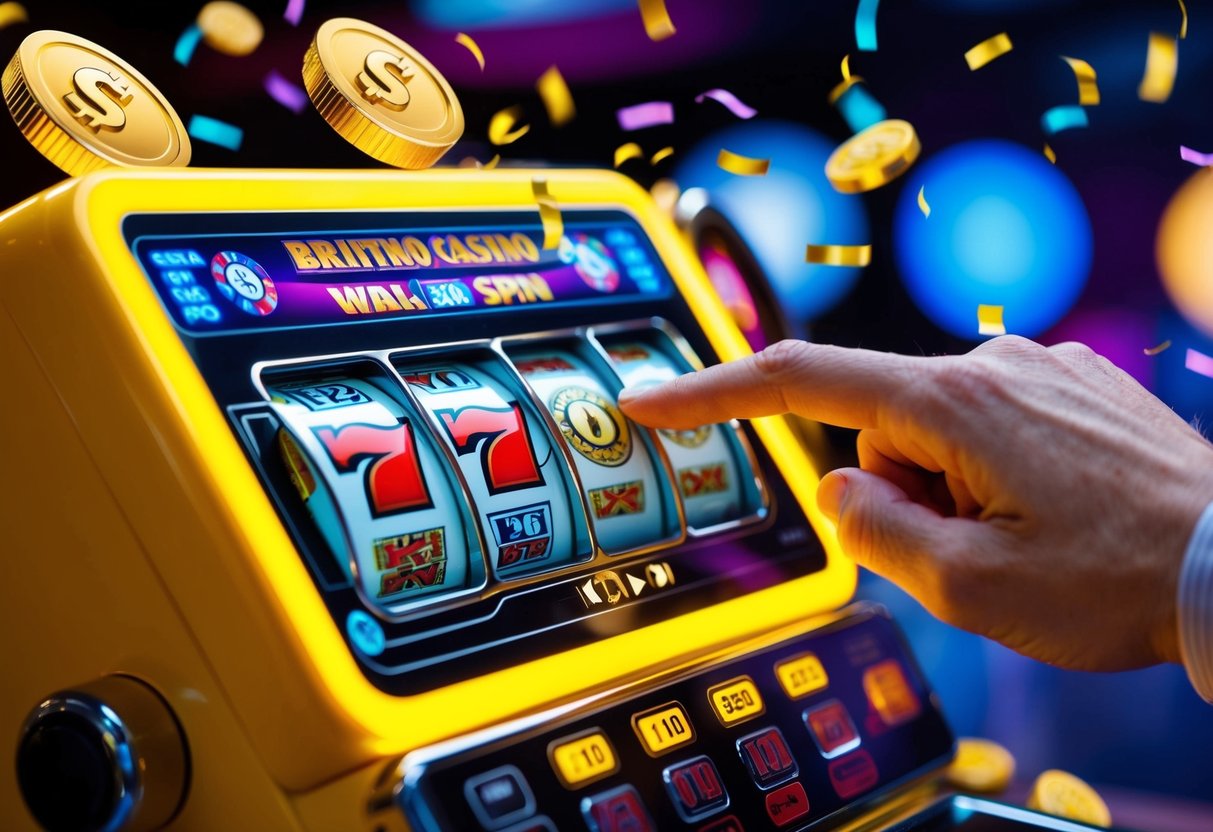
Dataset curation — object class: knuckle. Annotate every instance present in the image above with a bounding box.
[752,339,810,378]
[972,334,1042,357]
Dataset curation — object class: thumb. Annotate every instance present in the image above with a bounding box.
[818,467,978,600]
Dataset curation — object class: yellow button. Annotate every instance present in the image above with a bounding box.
[706,676,765,726]
[774,653,829,700]
[548,729,619,789]
[631,701,695,757]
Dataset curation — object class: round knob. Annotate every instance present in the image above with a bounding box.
[16,676,188,831]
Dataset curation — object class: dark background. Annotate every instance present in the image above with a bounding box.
[3,0,1212,820]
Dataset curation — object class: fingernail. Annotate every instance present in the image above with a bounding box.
[616,388,639,407]
[817,471,848,522]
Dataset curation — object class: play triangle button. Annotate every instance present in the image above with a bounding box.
[626,573,646,595]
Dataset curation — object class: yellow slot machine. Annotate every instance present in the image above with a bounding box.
[0,17,1112,832]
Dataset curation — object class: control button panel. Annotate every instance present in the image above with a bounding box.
[399,607,954,831]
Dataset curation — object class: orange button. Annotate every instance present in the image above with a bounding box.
[706,676,765,726]
[862,659,920,726]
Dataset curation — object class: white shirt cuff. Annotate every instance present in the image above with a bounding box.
[1178,500,1213,703]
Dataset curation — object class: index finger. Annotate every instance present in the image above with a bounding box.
[617,339,919,430]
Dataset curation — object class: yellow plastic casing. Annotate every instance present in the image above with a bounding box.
[0,168,854,818]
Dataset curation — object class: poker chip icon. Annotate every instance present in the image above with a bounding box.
[561,233,621,293]
[211,250,278,316]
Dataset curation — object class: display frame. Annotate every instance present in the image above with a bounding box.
[61,167,855,777]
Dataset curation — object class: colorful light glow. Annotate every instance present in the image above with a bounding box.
[893,139,1092,339]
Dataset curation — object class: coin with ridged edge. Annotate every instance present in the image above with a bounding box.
[825,118,920,194]
[2,30,190,176]
[1026,769,1112,828]
[302,17,464,170]
[945,737,1015,794]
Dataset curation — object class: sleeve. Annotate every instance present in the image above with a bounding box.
[1178,501,1213,704]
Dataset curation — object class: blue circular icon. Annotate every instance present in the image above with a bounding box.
[211,251,278,316]
[893,139,1092,339]
[345,609,385,657]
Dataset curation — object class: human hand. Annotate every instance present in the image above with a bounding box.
[618,336,1213,671]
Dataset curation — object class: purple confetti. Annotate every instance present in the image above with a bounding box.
[283,0,305,25]
[616,101,674,131]
[694,88,757,119]
[1180,145,1213,166]
[264,70,309,114]
[1186,348,1213,379]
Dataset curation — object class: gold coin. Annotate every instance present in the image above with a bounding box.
[945,737,1015,794]
[197,1,264,57]
[302,17,464,170]
[825,118,920,194]
[1027,769,1112,828]
[1,30,190,176]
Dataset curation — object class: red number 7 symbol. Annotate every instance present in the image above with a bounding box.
[436,404,544,495]
[313,418,433,517]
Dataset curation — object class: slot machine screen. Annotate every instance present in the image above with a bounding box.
[125,207,828,696]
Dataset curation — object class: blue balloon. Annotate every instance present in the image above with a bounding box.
[673,120,870,323]
[893,139,1092,339]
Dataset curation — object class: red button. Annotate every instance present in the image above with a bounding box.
[663,755,728,822]
[736,727,797,789]
[764,781,810,828]
[804,699,860,759]
[828,749,880,799]
[698,815,745,832]
[581,785,654,832]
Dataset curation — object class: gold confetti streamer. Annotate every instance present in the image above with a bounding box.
[917,185,930,218]
[977,305,1006,336]
[1144,340,1172,356]
[537,65,575,126]
[1138,32,1178,103]
[1061,56,1100,106]
[965,32,1013,70]
[532,178,563,250]
[637,0,676,41]
[805,244,871,267]
[650,146,674,165]
[717,148,770,176]
[454,32,485,70]
[0,2,29,29]
[841,54,852,81]
[1179,0,1188,39]
[488,106,530,145]
[828,75,866,105]
[614,142,644,168]
[1043,143,1056,164]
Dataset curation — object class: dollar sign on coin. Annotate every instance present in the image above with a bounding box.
[302,18,464,169]
[357,50,414,109]
[62,66,132,131]
[2,30,190,175]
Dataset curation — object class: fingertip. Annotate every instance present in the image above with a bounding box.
[817,469,849,523]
